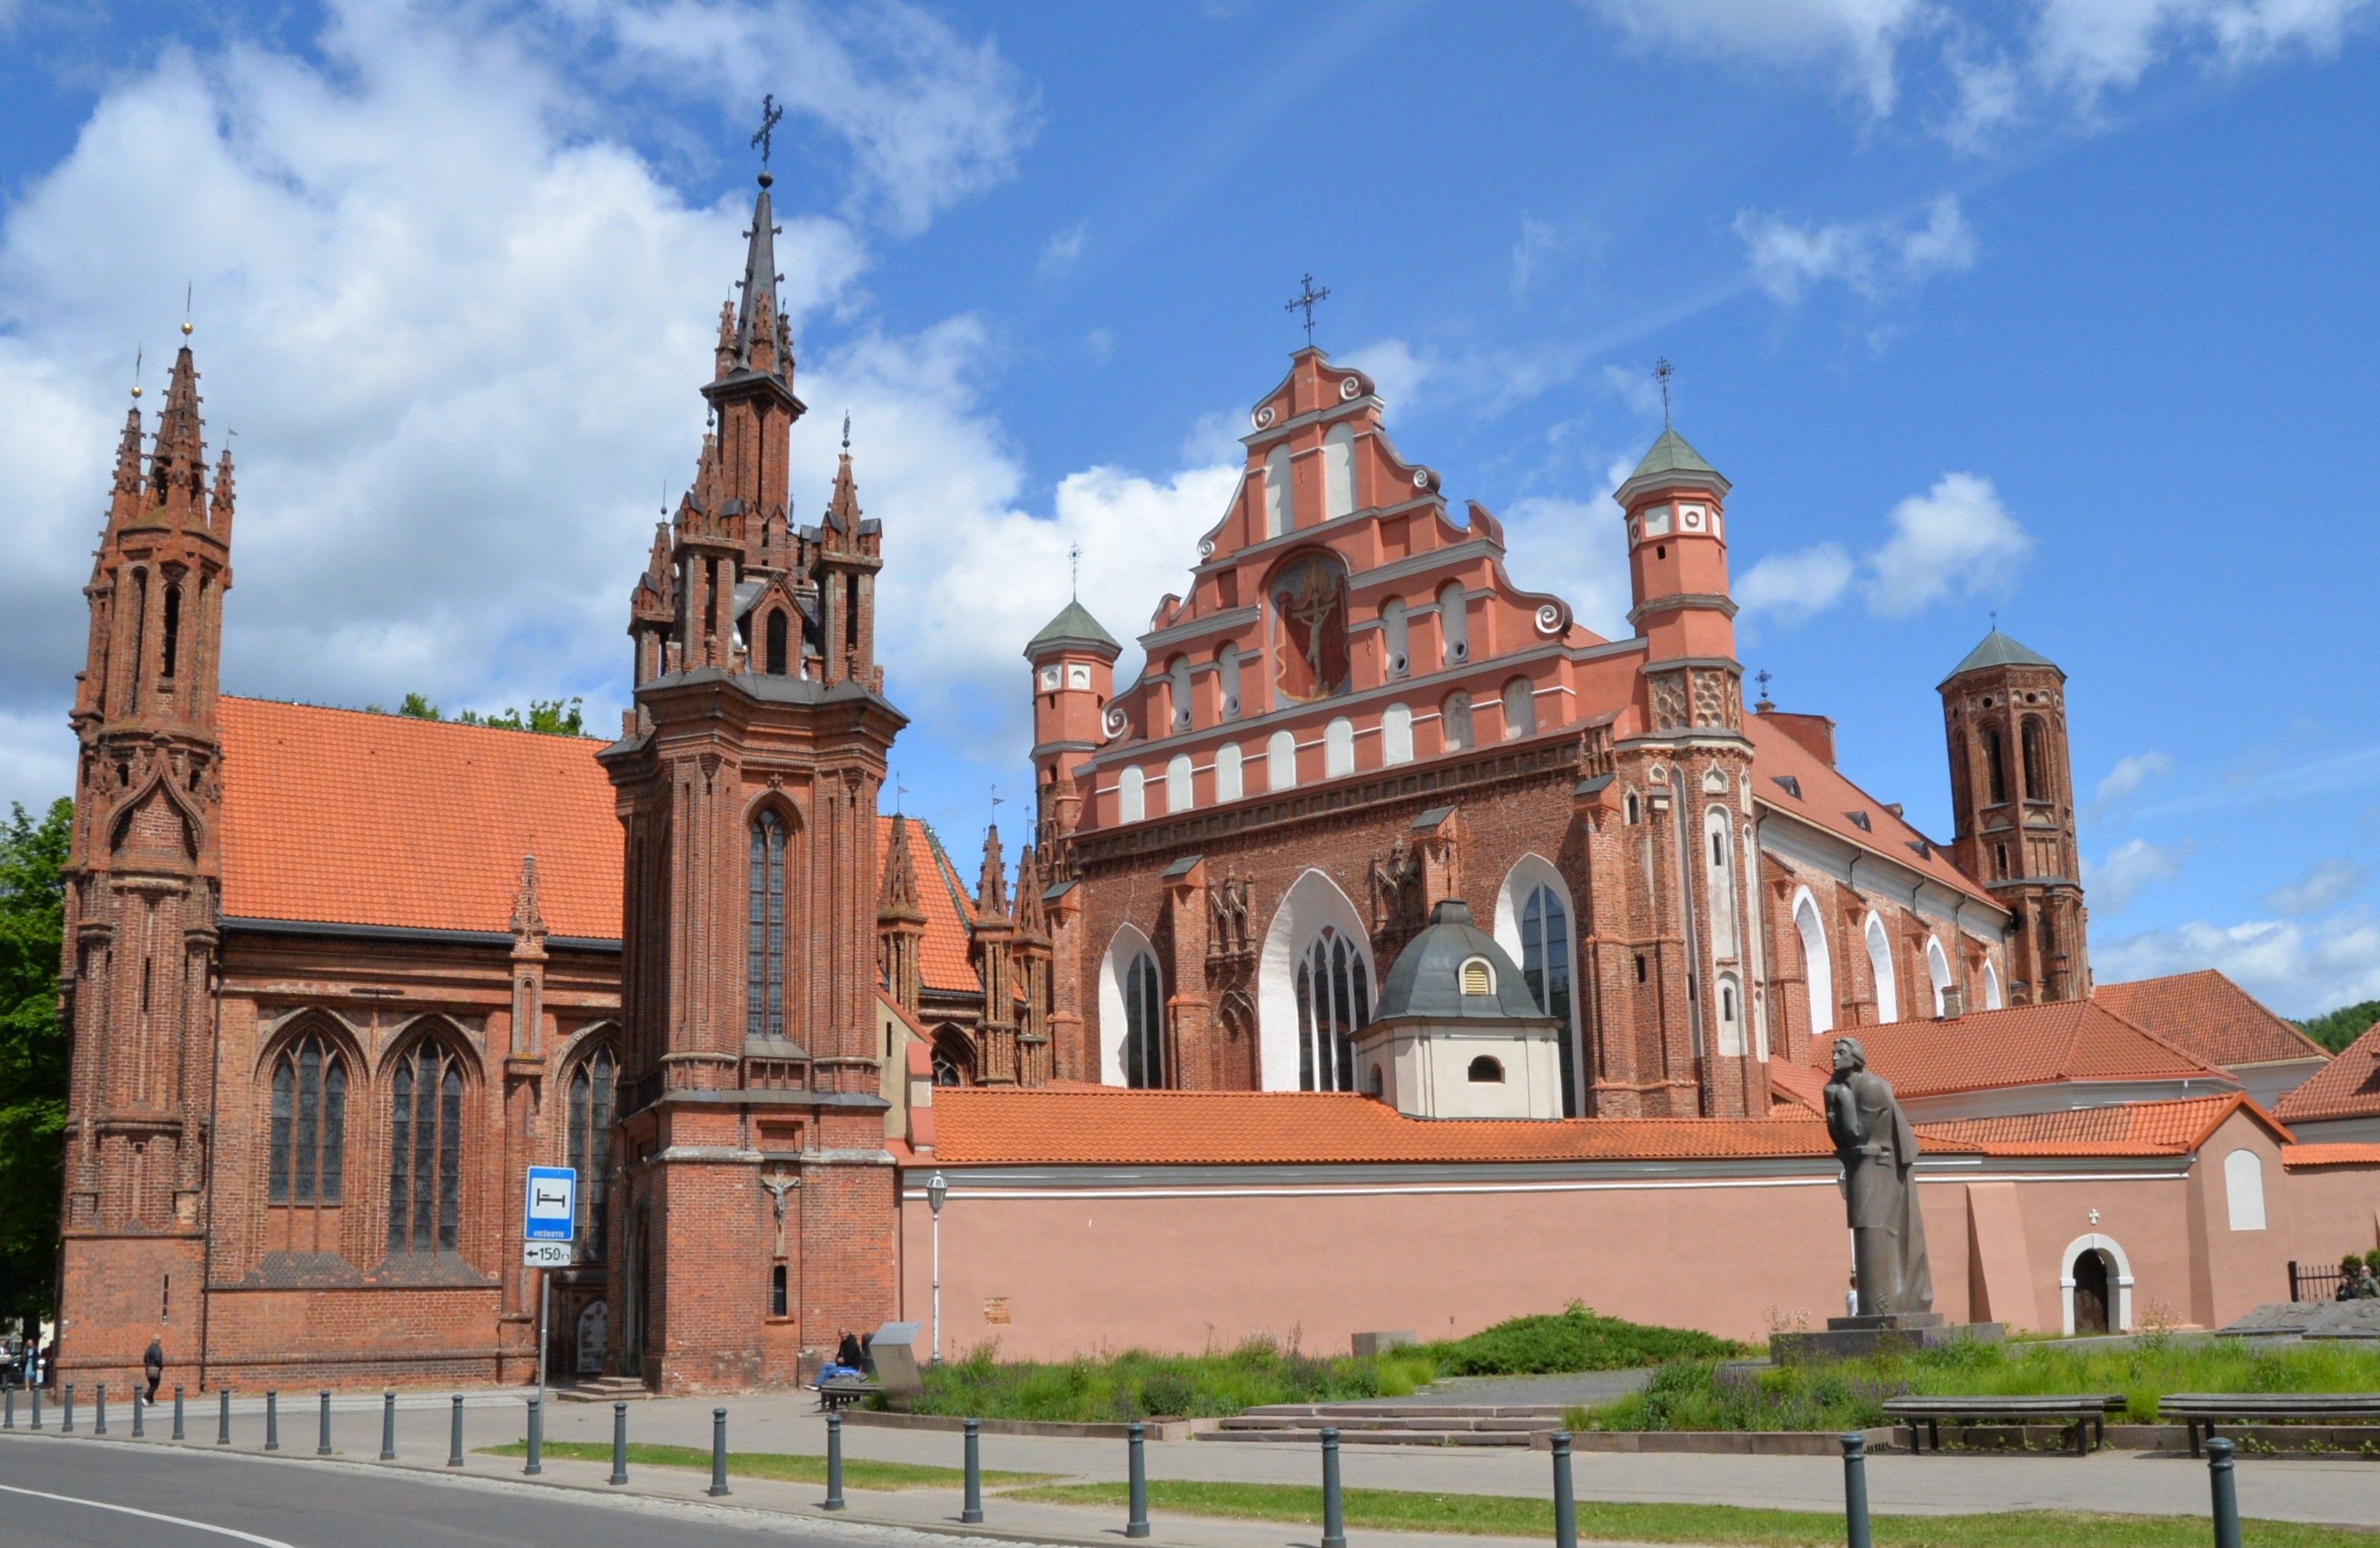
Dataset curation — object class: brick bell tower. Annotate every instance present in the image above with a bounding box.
[58,326,234,1382]
[600,164,906,1391]
[1940,629,2086,1003]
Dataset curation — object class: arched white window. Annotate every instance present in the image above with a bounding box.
[1098,927,1165,1088]
[1324,717,1355,777]
[1794,888,1833,1036]
[1501,676,1535,740]
[1266,729,1298,791]
[1495,855,1581,1118]
[1864,912,1899,1025]
[1704,806,1738,961]
[1321,422,1355,520]
[1716,971,1744,1057]
[1264,444,1292,536]
[1117,766,1146,824]
[1982,959,2003,1010]
[1441,691,1473,752]
[1381,597,1409,679]
[1381,703,1414,766]
[1215,742,1244,803]
[1165,754,1193,814]
[1438,580,1468,664]
[2225,1149,2267,1232]
[1257,869,1374,1092]
[1218,644,1241,720]
[1925,936,1953,1016]
[1167,656,1193,732]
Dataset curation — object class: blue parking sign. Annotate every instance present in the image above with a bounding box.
[525,1166,577,1242]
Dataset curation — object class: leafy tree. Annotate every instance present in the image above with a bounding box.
[2296,1000,2380,1055]
[397,691,441,720]
[371,694,585,736]
[0,799,72,1330]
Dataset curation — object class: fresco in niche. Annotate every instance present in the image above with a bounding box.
[1270,551,1351,703]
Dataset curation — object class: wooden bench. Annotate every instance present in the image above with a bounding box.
[1881,1394,2125,1455]
[815,1378,880,1413]
[2160,1393,2380,1456]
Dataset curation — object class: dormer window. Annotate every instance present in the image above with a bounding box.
[1460,957,1494,997]
[1771,775,1803,799]
[1847,809,1872,831]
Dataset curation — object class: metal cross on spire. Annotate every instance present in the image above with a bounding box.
[1653,357,1675,427]
[751,93,784,170]
[841,411,851,452]
[1285,273,1331,346]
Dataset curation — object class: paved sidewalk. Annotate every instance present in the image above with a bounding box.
[11,1383,2378,1538]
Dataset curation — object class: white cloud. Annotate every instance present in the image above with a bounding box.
[1040,219,1088,277]
[1736,544,1856,624]
[1082,326,1115,364]
[2267,857,2369,917]
[1582,0,1926,113]
[2031,0,2377,100]
[2095,749,2174,809]
[1339,339,1435,412]
[1509,214,1597,300]
[2083,837,2193,914]
[1737,195,1979,305]
[2097,909,2380,1019]
[1499,496,1633,640]
[1863,471,2031,616]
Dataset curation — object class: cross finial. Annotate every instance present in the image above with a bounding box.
[751,93,785,178]
[1653,357,1674,427]
[1284,273,1331,347]
[1069,541,1081,600]
[1754,669,1774,713]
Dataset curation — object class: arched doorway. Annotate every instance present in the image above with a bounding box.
[2072,1248,2111,1335]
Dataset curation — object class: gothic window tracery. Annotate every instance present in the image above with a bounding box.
[748,811,788,1040]
[386,1038,466,1255]
[567,1044,617,1259]
[1295,924,1370,1092]
[267,1033,346,1205]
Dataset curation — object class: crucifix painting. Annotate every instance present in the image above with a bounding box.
[1270,551,1351,702]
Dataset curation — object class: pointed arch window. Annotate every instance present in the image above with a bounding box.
[568,1044,617,1258]
[764,609,789,675]
[1982,724,2008,805]
[386,1039,465,1255]
[267,1033,346,1204]
[1123,951,1165,1089]
[1518,886,1577,1117]
[748,811,788,1041]
[2020,716,2048,800]
[1295,924,1371,1092]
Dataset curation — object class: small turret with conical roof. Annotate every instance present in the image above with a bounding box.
[1613,418,1742,735]
[1025,593,1122,845]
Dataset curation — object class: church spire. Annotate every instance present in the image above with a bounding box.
[728,174,786,380]
[977,822,1009,920]
[821,425,861,544]
[148,333,208,523]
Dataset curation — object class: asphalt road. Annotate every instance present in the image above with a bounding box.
[0,1435,953,1548]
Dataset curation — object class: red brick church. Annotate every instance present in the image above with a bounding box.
[52,171,2378,1394]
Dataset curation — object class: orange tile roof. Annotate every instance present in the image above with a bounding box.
[880,819,983,995]
[1768,1057,1827,1114]
[218,698,980,987]
[921,1086,1837,1165]
[1913,1094,2277,1157]
[2283,1143,2380,1169]
[1813,999,2231,1100]
[2275,1019,2380,1124]
[2095,971,2326,1070]
[1746,714,1994,907]
[218,697,623,938]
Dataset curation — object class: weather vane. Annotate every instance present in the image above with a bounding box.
[751,93,784,175]
[840,411,851,451]
[1653,357,1674,426]
[1069,541,1081,600]
[990,784,1005,820]
[894,771,907,815]
[1285,273,1331,346]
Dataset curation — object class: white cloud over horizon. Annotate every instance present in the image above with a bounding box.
[2083,835,2192,915]
[2267,857,2370,917]
[1737,469,2029,627]
[2098,907,2380,1019]
[1737,195,1979,307]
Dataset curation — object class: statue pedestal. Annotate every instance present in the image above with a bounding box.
[1770,1313,2004,1365]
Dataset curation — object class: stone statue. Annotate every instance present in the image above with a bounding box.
[1824,1038,1933,1317]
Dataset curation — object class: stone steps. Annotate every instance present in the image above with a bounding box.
[1197,1401,1567,1446]
[552,1376,652,1403]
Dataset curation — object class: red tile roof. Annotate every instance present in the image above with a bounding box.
[218,698,980,989]
[2095,971,2326,1070]
[1913,1094,2278,1157]
[2275,1019,2380,1124]
[922,1086,1838,1165]
[1768,1057,1827,1114]
[2282,1143,2380,1169]
[880,819,983,995]
[1746,714,1993,907]
[1813,999,2231,1100]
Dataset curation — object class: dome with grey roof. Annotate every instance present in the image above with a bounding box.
[1373,899,1555,1024]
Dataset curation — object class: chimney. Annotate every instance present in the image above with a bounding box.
[1937,986,1965,1021]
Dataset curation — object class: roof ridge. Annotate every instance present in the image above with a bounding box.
[2085,997,2230,1079]
[222,695,610,744]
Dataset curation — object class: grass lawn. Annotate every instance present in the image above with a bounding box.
[910,1305,1741,1423]
[1586,1333,2380,1432]
[1010,1480,2380,1548]
[477,1439,1057,1491]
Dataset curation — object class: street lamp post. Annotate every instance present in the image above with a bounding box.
[926,1171,948,1365]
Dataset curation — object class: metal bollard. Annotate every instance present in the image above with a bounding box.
[2207,1438,2243,1548]
[1841,1432,1873,1548]
[824,1412,847,1511]
[265,1389,279,1451]
[609,1401,628,1486]
[132,1384,145,1438]
[217,1388,230,1445]
[29,1381,40,1430]
[173,1386,185,1442]
[961,1418,983,1524]
[1125,1420,1151,1540]
[63,1382,75,1432]
[447,1394,464,1467]
[525,1395,542,1476]
[4,1385,12,1429]
[97,1382,107,1435]
[1552,1432,1578,1548]
[318,1391,332,1456]
[380,1391,396,1461]
[1320,1426,1346,1548]
[707,1407,731,1498]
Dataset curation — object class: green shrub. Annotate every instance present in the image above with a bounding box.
[1414,1302,1743,1376]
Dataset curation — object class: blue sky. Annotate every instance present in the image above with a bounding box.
[1,0,2375,1014]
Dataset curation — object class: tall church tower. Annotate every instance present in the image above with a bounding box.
[58,329,235,1372]
[1940,630,2086,1003]
[601,166,907,1391]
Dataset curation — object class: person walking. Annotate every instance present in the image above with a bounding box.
[143,1336,164,1404]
